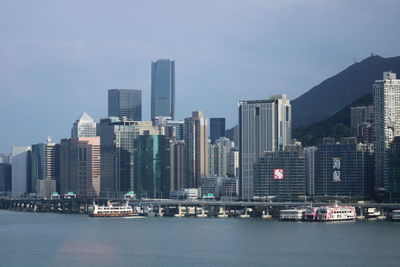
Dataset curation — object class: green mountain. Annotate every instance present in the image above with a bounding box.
[292,93,373,146]
[292,55,400,128]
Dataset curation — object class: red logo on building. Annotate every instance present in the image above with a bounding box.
[273,169,284,180]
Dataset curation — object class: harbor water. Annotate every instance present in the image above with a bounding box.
[1,210,399,267]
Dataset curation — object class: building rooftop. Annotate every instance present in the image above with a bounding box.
[76,112,94,123]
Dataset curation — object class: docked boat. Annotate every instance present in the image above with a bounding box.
[280,209,305,221]
[217,207,228,218]
[196,207,208,218]
[316,204,356,221]
[89,201,143,218]
[261,210,272,219]
[304,207,319,221]
[392,210,400,221]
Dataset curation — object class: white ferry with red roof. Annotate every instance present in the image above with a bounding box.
[316,203,356,222]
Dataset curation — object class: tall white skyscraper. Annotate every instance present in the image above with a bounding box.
[238,94,291,200]
[373,72,400,190]
[71,112,97,138]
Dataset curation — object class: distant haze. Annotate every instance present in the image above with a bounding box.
[0,0,399,152]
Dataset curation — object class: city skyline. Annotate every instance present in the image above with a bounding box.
[1,0,400,152]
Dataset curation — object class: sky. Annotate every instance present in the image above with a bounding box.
[0,0,399,152]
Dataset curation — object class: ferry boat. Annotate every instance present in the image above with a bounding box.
[280,209,305,221]
[392,210,400,221]
[316,204,356,221]
[89,201,143,218]
[304,207,319,221]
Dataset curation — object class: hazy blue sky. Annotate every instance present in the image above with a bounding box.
[0,0,399,152]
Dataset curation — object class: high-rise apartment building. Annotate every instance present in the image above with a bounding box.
[227,149,239,177]
[351,106,374,144]
[304,146,317,196]
[11,146,31,197]
[108,89,142,121]
[170,140,185,191]
[71,112,97,138]
[373,72,400,191]
[210,118,226,144]
[60,137,101,198]
[239,94,291,200]
[151,59,175,120]
[208,137,234,177]
[184,111,208,188]
[98,117,159,197]
[30,142,60,197]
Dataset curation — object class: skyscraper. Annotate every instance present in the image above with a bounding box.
[184,111,208,188]
[304,146,317,196]
[238,94,291,200]
[108,89,142,121]
[151,59,175,120]
[0,163,11,192]
[98,117,159,197]
[71,112,97,138]
[60,137,101,198]
[373,72,400,191]
[170,140,185,191]
[134,133,171,199]
[31,142,60,197]
[210,118,226,144]
[11,146,31,197]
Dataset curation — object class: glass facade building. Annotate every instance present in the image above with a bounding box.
[71,112,97,138]
[30,142,60,196]
[0,163,11,192]
[210,118,226,144]
[98,117,159,197]
[108,89,142,121]
[151,59,175,120]
[134,134,171,199]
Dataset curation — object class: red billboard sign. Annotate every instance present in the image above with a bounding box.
[273,169,284,180]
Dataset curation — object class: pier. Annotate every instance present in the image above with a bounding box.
[1,198,400,219]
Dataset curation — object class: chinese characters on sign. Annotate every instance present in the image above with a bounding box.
[332,157,341,182]
[273,169,284,180]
